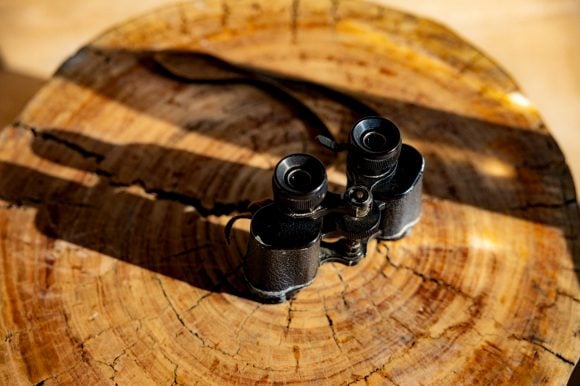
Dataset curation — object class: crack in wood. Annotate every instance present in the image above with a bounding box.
[324,309,343,353]
[509,334,574,366]
[171,363,179,386]
[186,264,242,312]
[155,274,284,372]
[556,289,580,304]
[285,298,295,335]
[235,304,260,341]
[291,0,300,43]
[293,345,300,373]
[343,294,495,385]
[330,0,340,27]
[389,315,416,338]
[12,122,252,217]
[160,351,180,386]
[220,0,230,28]
[16,121,105,162]
[80,317,148,348]
[330,265,350,309]
[31,362,84,386]
[107,341,137,384]
[346,365,383,386]
[186,292,214,312]
[2,195,94,210]
[316,289,357,378]
[155,275,209,348]
[384,252,474,300]
[507,198,577,212]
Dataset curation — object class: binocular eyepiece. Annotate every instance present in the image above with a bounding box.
[234,116,424,303]
[348,116,402,178]
[273,154,328,213]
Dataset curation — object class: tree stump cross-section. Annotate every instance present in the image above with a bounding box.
[0,1,578,384]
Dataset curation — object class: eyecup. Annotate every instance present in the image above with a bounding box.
[272,153,328,213]
[348,116,402,177]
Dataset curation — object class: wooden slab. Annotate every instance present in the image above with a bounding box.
[0,0,578,384]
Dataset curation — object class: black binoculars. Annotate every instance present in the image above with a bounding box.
[230,116,424,303]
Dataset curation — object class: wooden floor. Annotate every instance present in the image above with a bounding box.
[0,0,579,193]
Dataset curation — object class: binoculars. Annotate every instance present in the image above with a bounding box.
[231,117,424,303]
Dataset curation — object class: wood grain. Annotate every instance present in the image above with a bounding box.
[0,1,578,384]
[2,0,580,195]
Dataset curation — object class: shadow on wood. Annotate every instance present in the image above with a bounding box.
[0,155,257,299]
[51,47,578,229]
[45,46,580,271]
[1,46,577,301]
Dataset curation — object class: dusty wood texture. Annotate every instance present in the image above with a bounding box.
[0,1,578,384]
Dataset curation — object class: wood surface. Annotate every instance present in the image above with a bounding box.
[3,0,580,198]
[0,0,578,384]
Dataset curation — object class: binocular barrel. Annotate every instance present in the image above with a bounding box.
[245,154,328,302]
[347,117,424,240]
[241,117,424,303]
